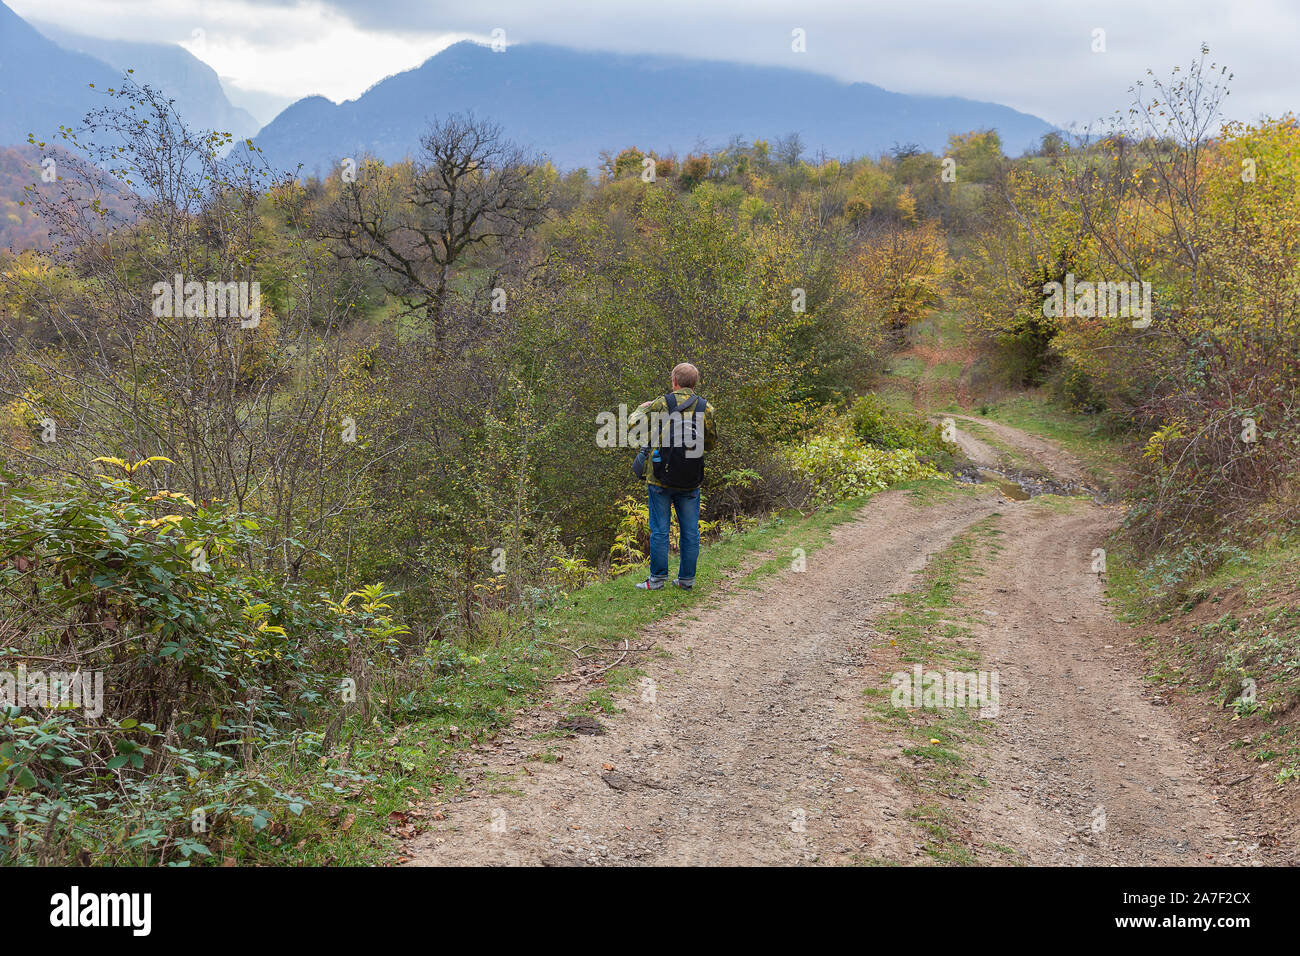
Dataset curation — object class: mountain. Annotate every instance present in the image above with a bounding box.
[0,1,259,151]
[219,85,296,129]
[0,1,121,146]
[33,22,261,147]
[249,41,1056,175]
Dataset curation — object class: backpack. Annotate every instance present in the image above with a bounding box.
[650,392,707,489]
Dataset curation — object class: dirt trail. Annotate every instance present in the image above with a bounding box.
[403,418,1271,866]
[960,502,1263,864]
[950,414,1090,484]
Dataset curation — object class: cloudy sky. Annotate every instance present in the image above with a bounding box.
[12,0,1299,128]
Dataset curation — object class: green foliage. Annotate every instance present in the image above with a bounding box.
[0,464,407,864]
[782,424,941,504]
[848,393,954,466]
[944,129,1003,184]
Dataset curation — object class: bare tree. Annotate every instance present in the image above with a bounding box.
[325,113,549,345]
[774,132,805,167]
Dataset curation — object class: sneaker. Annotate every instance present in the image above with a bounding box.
[672,579,693,590]
[635,578,665,590]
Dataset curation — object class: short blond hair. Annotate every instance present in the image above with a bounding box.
[672,363,699,388]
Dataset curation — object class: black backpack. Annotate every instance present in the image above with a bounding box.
[649,392,707,489]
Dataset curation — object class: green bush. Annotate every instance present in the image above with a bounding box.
[847,394,955,467]
[782,426,940,504]
[0,461,407,864]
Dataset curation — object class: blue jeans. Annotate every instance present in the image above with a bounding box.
[648,484,700,585]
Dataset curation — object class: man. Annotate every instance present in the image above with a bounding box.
[628,362,717,591]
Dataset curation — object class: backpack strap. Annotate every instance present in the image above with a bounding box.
[668,392,705,415]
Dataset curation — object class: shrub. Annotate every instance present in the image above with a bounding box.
[0,461,407,864]
[847,393,955,468]
[782,426,940,504]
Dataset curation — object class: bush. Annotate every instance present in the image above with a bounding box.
[847,394,955,468]
[782,426,940,504]
[1047,361,1108,414]
[0,461,407,864]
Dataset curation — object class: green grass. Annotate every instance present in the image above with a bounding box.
[953,417,1035,471]
[928,362,965,382]
[871,388,924,416]
[861,515,1003,863]
[906,804,976,864]
[876,312,973,414]
[1106,529,1300,785]
[535,490,901,652]
[898,477,983,506]
[241,640,544,866]
[888,355,927,382]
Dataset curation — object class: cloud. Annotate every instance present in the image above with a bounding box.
[9,0,1298,124]
[12,0,472,102]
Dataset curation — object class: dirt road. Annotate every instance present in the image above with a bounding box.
[403,418,1272,866]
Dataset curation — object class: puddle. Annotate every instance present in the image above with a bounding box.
[974,468,1031,500]
[954,465,1090,501]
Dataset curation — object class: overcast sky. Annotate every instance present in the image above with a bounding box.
[12,0,1299,129]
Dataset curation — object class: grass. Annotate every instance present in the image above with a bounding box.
[974,393,1127,486]
[952,417,1034,470]
[1106,529,1300,785]
[535,489,905,651]
[873,312,975,413]
[906,805,976,864]
[861,514,1004,864]
[241,640,543,866]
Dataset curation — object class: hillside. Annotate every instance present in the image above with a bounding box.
[0,144,134,251]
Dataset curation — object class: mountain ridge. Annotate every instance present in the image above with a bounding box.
[32,21,261,146]
[249,40,1056,174]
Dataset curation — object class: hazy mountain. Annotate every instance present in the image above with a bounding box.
[218,84,296,129]
[0,1,120,146]
[34,21,261,147]
[249,41,1056,175]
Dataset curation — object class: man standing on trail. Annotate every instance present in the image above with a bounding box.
[628,363,717,591]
